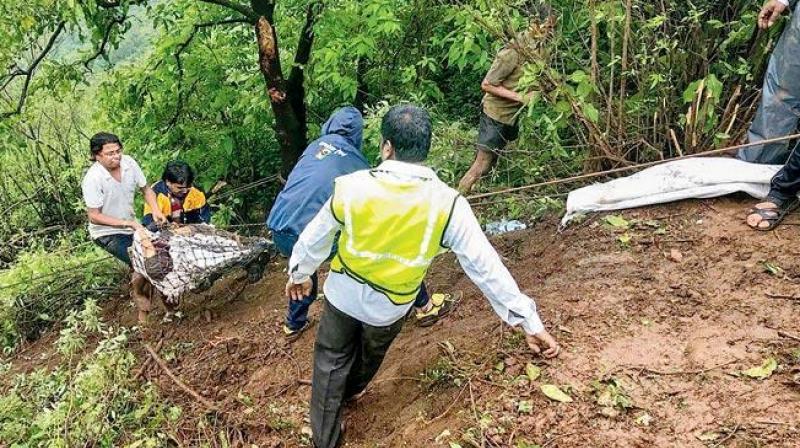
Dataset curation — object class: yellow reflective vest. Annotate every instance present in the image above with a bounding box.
[330,169,459,305]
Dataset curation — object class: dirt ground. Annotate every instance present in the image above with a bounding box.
[7,196,800,447]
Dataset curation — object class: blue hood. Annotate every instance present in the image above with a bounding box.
[320,106,363,152]
[267,105,370,236]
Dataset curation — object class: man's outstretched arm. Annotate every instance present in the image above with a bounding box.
[443,196,560,357]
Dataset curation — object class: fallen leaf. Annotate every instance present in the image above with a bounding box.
[742,357,778,380]
[762,261,784,276]
[599,406,619,418]
[668,249,683,262]
[696,431,720,441]
[541,384,573,403]
[515,441,541,448]
[440,340,456,355]
[434,429,451,443]
[449,443,464,448]
[604,214,630,228]
[635,413,653,426]
[525,363,541,381]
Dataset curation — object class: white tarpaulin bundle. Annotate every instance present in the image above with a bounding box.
[561,157,782,226]
[130,224,270,300]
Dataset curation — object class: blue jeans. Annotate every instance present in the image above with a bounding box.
[272,229,430,330]
[94,233,133,266]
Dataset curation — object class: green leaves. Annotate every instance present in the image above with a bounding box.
[540,384,573,403]
[525,363,541,381]
[742,358,778,380]
[761,261,784,277]
[604,214,630,229]
[0,302,177,446]
[592,378,632,417]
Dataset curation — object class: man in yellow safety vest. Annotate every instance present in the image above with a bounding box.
[286,105,560,448]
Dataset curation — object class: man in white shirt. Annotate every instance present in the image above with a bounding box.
[286,105,560,448]
[81,132,166,321]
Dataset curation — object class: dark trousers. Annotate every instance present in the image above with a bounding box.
[311,301,405,448]
[769,141,800,203]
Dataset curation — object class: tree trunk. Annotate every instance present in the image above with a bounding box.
[254,16,307,177]
[353,57,370,112]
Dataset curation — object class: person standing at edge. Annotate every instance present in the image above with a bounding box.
[286,105,560,448]
[738,0,800,165]
[744,0,800,230]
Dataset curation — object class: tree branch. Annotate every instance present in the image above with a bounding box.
[287,1,322,92]
[286,1,321,136]
[249,0,275,19]
[96,0,149,9]
[165,17,251,129]
[83,14,127,71]
[198,0,258,22]
[0,22,66,120]
[96,0,121,8]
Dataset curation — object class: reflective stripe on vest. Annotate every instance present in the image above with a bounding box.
[330,170,458,305]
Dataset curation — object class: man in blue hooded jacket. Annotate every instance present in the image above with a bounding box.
[268,106,453,340]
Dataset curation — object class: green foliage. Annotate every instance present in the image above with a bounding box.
[0,300,179,446]
[591,377,633,416]
[421,357,461,390]
[0,236,123,350]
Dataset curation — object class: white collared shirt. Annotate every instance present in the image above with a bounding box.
[289,159,545,334]
[81,155,147,239]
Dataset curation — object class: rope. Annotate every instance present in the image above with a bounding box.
[209,174,281,202]
[466,133,800,201]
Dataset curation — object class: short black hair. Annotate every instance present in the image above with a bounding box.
[162,160,195,186]
[381,105,432,163]
[89,132,122,160]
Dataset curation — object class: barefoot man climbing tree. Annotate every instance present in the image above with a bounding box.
[286,105,560,448]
